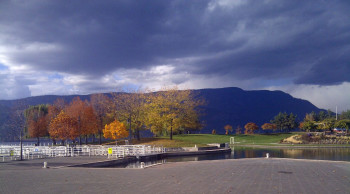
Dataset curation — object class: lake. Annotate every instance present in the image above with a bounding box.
[119,146,350,168]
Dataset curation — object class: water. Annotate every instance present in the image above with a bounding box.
[120,147,350,168]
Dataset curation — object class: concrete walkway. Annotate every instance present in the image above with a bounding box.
[0,157,349,194]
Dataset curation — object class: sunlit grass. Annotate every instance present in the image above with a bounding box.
[132,138,205,147]
[169,133,296,145]
[105,133,350,148]
[134,133,296,147]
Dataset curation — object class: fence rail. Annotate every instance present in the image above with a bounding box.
[0,144,165,162]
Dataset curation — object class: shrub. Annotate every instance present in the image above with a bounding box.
[212,129,216,135]
[301,133,312,142]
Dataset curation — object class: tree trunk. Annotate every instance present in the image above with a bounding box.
[99,130,102,145]
[92,134,95,143]
[85,135,88,145]
[37,137,40,146]
[79,136,82,145]
[170,119,173,140]
[136,129,140,141]
[99,119,103,145]
[61,140,65,146]
[128,115,132,141]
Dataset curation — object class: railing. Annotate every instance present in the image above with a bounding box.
[0,144,165,162]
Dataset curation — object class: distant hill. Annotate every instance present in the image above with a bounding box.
[197,87,323,133]
[0,87,323,140]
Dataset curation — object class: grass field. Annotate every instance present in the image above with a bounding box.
[131,133,296,147]
[171,133,295,145]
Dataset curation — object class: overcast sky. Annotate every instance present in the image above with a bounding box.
[0,0,349,112]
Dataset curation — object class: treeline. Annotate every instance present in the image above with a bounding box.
[299,110,350,133]
[23,87,204,145]
[220,110,350,135]
[221,112,299,135]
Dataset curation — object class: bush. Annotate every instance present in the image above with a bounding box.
[212,129,216,135]
[301,133,312,142]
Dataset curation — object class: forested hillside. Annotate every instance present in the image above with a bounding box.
[0,87,324,140]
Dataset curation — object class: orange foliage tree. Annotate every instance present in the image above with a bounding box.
[66,97,98,144]
[25,105,48,145]
[261,123,277,133]
[47,99,66,145]
[28,117,47,145]
[81,106,99,144]
[49,110,78,144]
[224,124,233,135]
[103,119,129,140]
[244,122,259,134]
[91,93,112,144]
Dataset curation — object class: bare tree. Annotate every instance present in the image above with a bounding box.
[6,101,28,160]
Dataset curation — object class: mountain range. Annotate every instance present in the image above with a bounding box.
[0,87,323,140]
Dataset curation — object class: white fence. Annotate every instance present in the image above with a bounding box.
[0,145,165,162]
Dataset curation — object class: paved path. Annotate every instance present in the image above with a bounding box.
[0,157,349,194]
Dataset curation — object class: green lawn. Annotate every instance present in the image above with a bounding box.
[161,133,296,146]
[123,133,350,147]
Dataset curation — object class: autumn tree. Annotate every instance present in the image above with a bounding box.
[49,110,78,144]
[24,105,48,145]
[146,86,204,140]
[65,97,84,144]
[91,93,112,144]
[47,98,66,144]
[112,88,150,141]
[261,123,276,133]
[81,105,99,144]
[244,122,259,134]
[224,124,233,135]
[65,97,98,144]
[103,119,129,140]
[299,121,317,132]
[317,118,336,131]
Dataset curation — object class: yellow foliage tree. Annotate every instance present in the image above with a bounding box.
[103,119,129,140]
[146,86,204,140]
[112,88,150,141]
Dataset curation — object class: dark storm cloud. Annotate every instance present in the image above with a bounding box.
[0,0,349,84]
